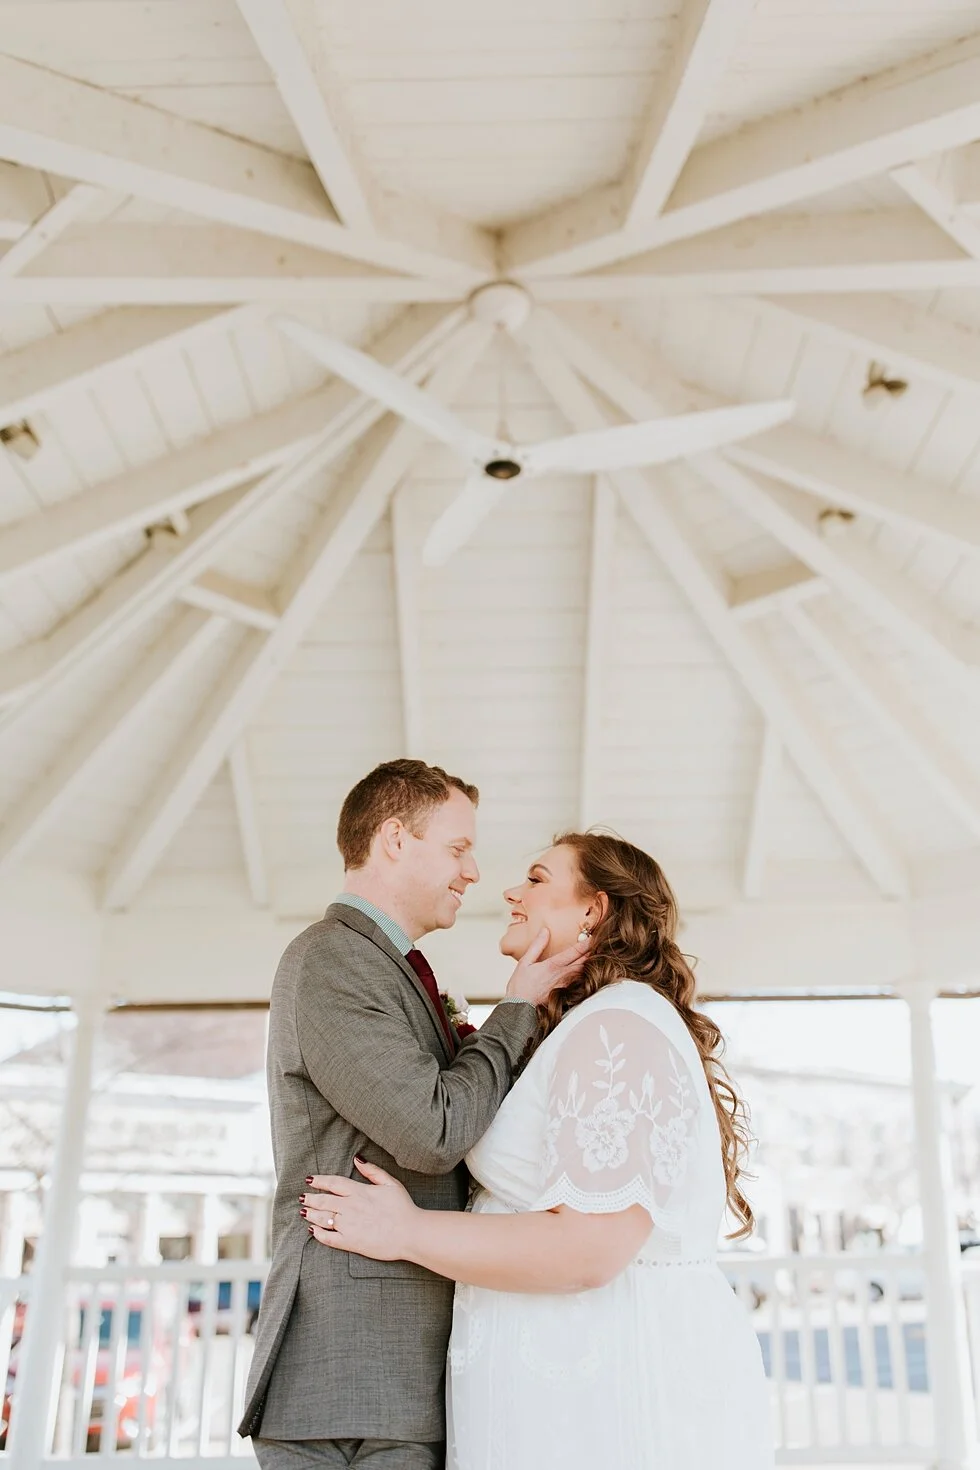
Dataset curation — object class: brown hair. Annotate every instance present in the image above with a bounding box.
[534,831,755,1239]
[337,759,479,870]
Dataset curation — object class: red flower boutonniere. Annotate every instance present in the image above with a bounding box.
[441,991,477,1039]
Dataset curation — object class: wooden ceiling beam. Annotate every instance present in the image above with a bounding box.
[235,0,494,283]
[0,55,493,283]
[578,477,617,829]
[787,602,980,844]
[0,306,244,424]
[742,725,783,900]
[0,304,461,585]
[228,736,270,908]
[540,305,980,692]
[548,302,980,561]
[535,210,979,299]
[102,322,493,909]
[752,293,980,399]
[0,223,459,306]
[505,29,980,277]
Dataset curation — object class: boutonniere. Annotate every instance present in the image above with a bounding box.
[441,991,477,1038]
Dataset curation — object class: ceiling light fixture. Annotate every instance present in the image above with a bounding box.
[862,361,908,410]
[818,507,857,538]
[0,420,41,460]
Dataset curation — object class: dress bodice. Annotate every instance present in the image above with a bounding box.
[465,981,727,1261]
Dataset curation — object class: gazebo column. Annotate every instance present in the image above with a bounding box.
[191,1191,221,1264]
[0,1188,27,1277]
[7,995,104,1466]
[905,981,979,1470]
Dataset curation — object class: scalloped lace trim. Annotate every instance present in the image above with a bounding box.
[535,1171,659,1218]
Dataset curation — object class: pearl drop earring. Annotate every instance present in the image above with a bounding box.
[577,925,591,943]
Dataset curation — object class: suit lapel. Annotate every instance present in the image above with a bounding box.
[325,903,456,1062]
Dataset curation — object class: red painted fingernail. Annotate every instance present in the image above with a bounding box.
[300,1207,308,1218]
[298,1195,305,1204]
[308,1225,314,1235]
[305,1176,314,1185]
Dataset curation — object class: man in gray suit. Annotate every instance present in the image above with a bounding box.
[240,759,584,1468]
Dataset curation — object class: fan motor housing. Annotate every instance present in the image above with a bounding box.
[483,458,523,480]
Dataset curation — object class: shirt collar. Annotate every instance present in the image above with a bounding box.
[333,893,414,956]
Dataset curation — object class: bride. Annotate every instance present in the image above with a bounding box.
[303,831,774,1469]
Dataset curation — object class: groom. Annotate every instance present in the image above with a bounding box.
[240,759,584,1468]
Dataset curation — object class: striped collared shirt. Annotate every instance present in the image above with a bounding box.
[333,893,413,956]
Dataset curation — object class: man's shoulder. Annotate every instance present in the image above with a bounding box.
[274,907,403,994]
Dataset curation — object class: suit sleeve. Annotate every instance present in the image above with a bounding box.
[294,931,538,1174]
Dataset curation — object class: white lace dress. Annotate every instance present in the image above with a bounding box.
[447,982,773,1470]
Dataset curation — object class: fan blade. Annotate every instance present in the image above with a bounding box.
[521,399,795,477]
[276,317,498,464]
[422,471,509,567]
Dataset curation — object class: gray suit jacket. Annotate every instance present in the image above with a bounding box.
[239,903,537,1442]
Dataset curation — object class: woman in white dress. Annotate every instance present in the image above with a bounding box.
[305,832,773,1469]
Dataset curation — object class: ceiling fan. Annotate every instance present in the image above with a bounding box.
[277,286,794,567]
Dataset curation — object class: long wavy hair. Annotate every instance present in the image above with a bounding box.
[530,831,755,1239]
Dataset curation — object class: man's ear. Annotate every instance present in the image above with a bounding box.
[377,817,406,861]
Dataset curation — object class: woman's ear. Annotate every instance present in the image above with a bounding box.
[586,891,609,928]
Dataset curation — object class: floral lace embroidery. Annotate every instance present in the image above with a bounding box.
[542,1021,697,1202]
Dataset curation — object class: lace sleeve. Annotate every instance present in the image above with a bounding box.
[534,1007,700,1230]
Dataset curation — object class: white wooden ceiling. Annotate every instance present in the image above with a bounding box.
[1,0,980,936]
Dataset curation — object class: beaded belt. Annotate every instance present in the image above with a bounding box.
[633,1256,716,1268]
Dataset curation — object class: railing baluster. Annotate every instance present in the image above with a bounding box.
[855,1262,881,1446]
[135,1279,156,1458]
[166,1278,191,1456]
[797,1262,819,1446]
[195,1275,218,1453]
[769,1262,789,1449]
[72,1282,101,1457]
[826,1262,849,1447]
[100,1279,127,1456]
[884,1261,911,1448]
[224,1273,247,1453]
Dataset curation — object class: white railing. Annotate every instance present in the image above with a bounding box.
[2,1254,978,1466]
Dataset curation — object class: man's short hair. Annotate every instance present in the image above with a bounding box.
[337,759,479,870]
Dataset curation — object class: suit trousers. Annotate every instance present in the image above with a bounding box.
[253,1438,444,1469]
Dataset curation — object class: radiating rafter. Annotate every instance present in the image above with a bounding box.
[228,737,269,907]
[505,29,980,277]
[500,0,756,278]
[536,210,978,300]
[0,224,460,307]
[0,303,463,586]
[101,322,494,909]
[0,306,461,778]
[751,294,980,400]
[0,608,225,875]
[539,306,980,690]
[522,325,908,897]
[0,55,494,284]
[234,0,494,284]
[391,486,425,758]
[578,478,617,829]
[0,183,101,279]
[742,725,783,899]
[0,305,245,424]
[785,602,980,844]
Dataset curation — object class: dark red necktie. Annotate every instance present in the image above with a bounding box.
[406,948,456,1048]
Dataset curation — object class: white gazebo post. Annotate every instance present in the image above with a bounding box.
[905,980,979,1470]
[7,995,104,1467]
[0,1187,28,1277]
[249,1193,270,1260]
[134,1189,163,1263]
